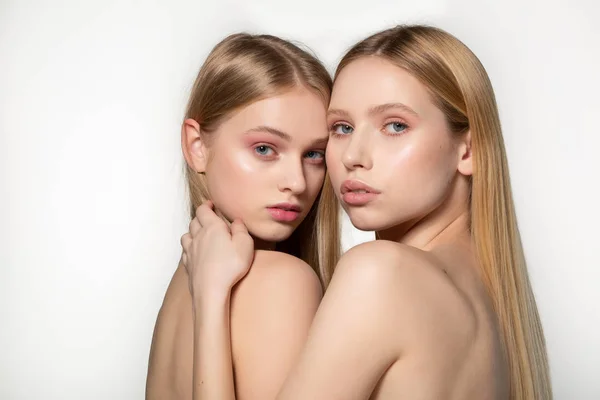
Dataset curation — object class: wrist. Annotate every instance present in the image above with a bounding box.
[192,288,231,317]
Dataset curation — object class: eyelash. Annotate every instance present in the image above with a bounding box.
[329,123,353,138]
[304,150,325,164]
[382,121,409,135]
[329,120,410,137]
[254,144,276,158]
[253,145,325,165]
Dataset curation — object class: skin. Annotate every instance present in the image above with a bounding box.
[187,89,329,242]
[146,87,329,399]
[186,56,510,399]
[281,57,509,399]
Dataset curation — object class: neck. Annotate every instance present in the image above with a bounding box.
[253,237,276,251]
[377,176,472,250]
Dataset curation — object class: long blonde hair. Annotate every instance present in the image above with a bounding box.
[335,25,552,399]
[183,33,340,284]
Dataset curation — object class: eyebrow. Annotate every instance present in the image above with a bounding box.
[245,125,292,141]
[327,102,419,119]
[245,125,329,147]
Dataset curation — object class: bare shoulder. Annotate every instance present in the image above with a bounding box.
[146,260,193,400]
[146,252,323,399]
[330,240,477,347]
[230,251,323,397]
[333,239,452,288]
[234,250,322,299]
[273,242,480,398]
[252,249,322,283]
[231,249,323,329]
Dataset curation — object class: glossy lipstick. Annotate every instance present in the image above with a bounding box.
[340,180,380,206]
[267,203,302,222]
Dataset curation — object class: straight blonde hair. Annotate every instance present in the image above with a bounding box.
[335,25,552,399]
[183,33,340,284]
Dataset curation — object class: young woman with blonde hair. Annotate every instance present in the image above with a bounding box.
[185,25,553,399]
[145,33,341,399]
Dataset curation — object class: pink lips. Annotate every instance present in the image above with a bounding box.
[340,180,381,206]
[267,202,302,222]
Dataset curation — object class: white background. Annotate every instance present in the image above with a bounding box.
[2,0,599,398]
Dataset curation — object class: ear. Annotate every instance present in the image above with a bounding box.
[181,118,208,173]
[457,130,473,176]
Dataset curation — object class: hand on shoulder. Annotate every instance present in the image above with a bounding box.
[180,201,254,307]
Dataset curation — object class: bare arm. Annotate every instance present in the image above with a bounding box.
[152,198,330,399]
[191,250,322,399]
[145,258,240,400]
[146,251,322,400]
[179,202,323,399]
[192,287,236,399]
[146,261,193,400]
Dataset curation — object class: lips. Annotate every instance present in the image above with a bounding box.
[267,202,302,222]
[340,180,380,206]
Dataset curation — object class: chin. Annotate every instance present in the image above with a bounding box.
[346,210,384,232]
[350,220,380,232]
[248,221,297,243]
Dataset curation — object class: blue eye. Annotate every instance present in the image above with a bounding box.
[305,150,325,161]
[332,124,353,135]
[384,121,408,134]
[255,145,274,156]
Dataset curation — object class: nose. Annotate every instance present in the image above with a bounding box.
[341,129,373,170]
[278,158,307,195]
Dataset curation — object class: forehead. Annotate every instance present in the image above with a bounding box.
[330,57,434,116]
[220,88,328,141]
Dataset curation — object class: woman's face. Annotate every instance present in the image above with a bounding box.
[192,88,328,243]
[325,57,469,233]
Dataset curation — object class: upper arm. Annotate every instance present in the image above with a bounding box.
[277,241,475,400]
[146,261,193,400]
[230,251,323,400]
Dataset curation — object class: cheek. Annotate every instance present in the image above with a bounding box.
[379,138,457,210]
[385,134,455,177]
[306,167,326,197]
[208,151,251,186]
[421,137,458,181]
[376,143,440,196]
[383,144,414,168]
[325,143,344,183]
[375,143,416,185]
[205,150,261,216]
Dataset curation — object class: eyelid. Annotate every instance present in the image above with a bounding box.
[304,151,326,164]
[253,142,278,150]
[382,120,409,135]
[329,121,354,137]
[329,120,353,129]
[384,116,407,123]
[383,121,408,128]
[253,143,278,158]
[305,149,325,158]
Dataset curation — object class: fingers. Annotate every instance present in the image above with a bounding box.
[180,232,192,249]
[189,217,201,237]
[180,233,192,272]
[194,201,213,219]
[230,219,248,236]
[195,201,224,228]
[192,201,211,228]
[181,252,188,267]
[231,219,254,253]
[190,201,215,235]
